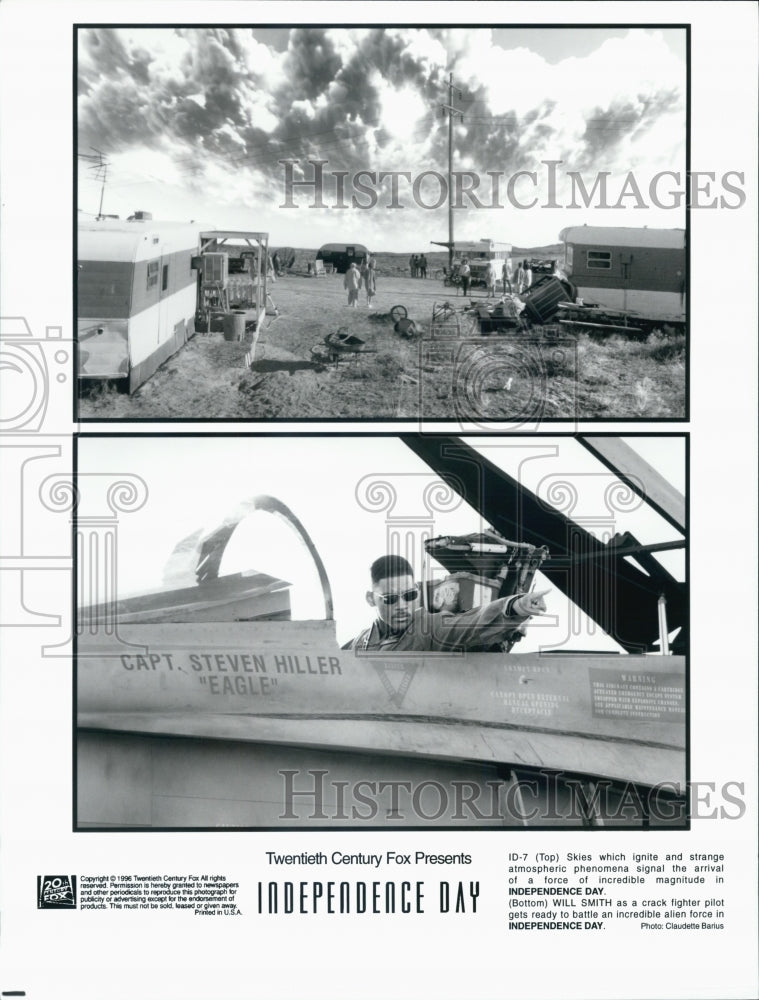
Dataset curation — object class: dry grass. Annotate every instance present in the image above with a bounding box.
[78,273,686,421]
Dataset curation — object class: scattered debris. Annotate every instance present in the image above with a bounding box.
[556,301,647,335]
[475,295,525,334]
[394,317,418,337]
[238,374,271,395]
[428,300,478,338]
[311,328,377,366]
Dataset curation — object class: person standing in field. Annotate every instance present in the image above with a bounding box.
[524,259,533,291]
[344,261,362,307]
[408,254,415,278]
[459,259,471,297]
[502,258,513,293]
[485,260,497,297]
[361,257,377,307]
[516,260,526,294]
[419,254,428,279]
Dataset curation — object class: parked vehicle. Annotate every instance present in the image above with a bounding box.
[315,242,370,274]
[435,240,513,288]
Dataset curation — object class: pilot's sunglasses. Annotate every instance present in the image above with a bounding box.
[377,588,419,606]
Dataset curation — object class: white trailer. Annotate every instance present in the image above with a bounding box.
[77,218,203,393]
[452,238,512,260]
[432,238,513,286]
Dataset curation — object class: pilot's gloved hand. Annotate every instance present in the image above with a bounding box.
[511,590,550,617]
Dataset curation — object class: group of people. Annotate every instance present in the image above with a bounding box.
[514,259,534,295]
[454,258,500,298]
[343,255,377,308]
[408,254,428,278]
[269,250,296,278]
[341,252,548,307]
[453,257,536,297]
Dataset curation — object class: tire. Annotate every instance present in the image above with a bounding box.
[390,304,408,322]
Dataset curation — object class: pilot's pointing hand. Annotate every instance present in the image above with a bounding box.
[512,590,550,617]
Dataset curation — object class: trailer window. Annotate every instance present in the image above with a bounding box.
[162,264,169,291]
[146,259,160,289]
[587,251,611,269]
[78,260,133,318]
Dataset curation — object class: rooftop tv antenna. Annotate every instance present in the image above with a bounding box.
[78,147,110,219]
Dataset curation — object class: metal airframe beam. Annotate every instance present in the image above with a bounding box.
[578,436,686,534]
[401,435,686,653]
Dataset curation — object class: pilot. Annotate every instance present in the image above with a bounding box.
[348,554,548,652]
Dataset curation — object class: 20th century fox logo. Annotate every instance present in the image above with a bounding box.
[37,875,77,909]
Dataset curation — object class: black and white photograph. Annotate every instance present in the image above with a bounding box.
[76,434,687,829]
[0,2,757,999]
[75,25,691,421]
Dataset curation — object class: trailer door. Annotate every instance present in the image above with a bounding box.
[158,248,171,345]
[620,252,633,313]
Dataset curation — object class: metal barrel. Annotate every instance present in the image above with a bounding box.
[222,310,246,341]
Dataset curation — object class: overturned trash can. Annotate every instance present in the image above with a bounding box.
[521,276,575,325]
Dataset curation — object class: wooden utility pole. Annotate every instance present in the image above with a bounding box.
[441,73,464,267]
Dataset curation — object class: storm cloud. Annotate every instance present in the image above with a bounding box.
[77,26,686,246]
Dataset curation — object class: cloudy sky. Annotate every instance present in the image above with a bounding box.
[78,26,687,251]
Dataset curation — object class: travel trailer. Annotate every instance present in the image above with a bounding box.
[315,242,370,274]
[77,218,203,393]
[78,219,272,392]
[559,226,686,321]
[432,238,513,286]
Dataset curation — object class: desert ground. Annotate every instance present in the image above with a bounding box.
[79,265,686,422]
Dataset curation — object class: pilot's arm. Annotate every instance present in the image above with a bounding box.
[424,591,549,651]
